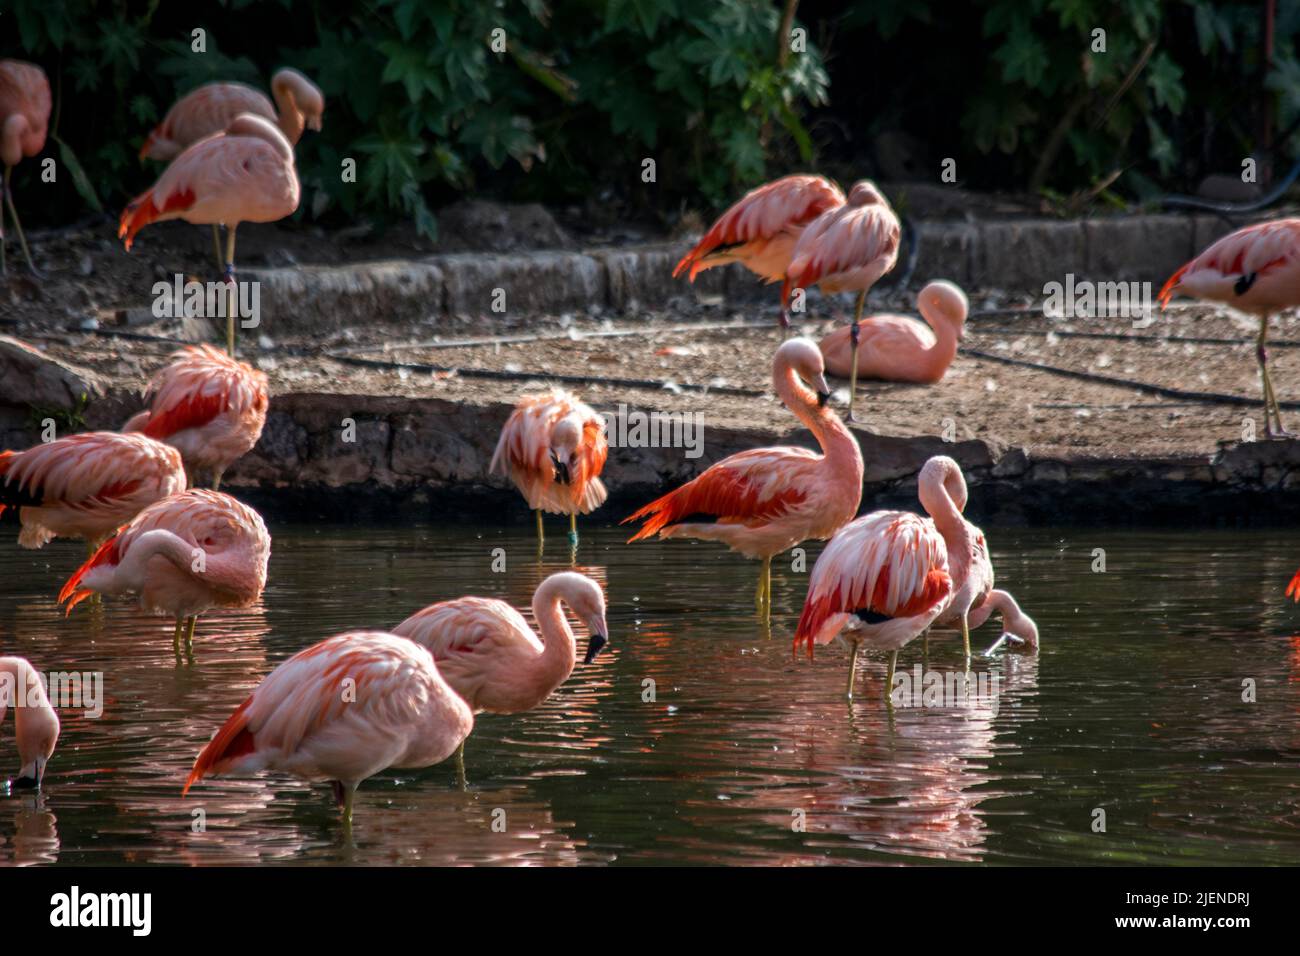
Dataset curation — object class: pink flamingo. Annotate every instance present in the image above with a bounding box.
[139,68,322,273]
[674,174,845,328]
[183,631,473,827]
[59,489,270,655]
[0,655,60,789]
[793,510,953,698]
[965,589,1038,654]
[123,344,269,490]
[0,431,186,553]
[392,571,608,781]
[1160,219,1300,437]
[624,338,863,619]
[818,280,968,384]
[784,180,900,420]
[0,59,50,275]
[490,389,608,545]
[119,113,300,356]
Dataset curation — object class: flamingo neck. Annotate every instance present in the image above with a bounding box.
[774,361,857,463]
[531,579,579,690]
[920,465,968,541]
[0,657,56,771]
[116,529,201,590]
[920,309,962,378]
[271,77,306,146]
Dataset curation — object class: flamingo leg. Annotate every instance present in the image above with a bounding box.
[212,467,224,492]
[2,166,38,276]
[224,225,238,357]
[568,511,578,546]
[211,224,224,275]
[534,509,544,547]
[184,615,198,654]
[922,629,929,664]
[172,617,184,654]
[454,740,467,791]
[845,635,861,698]
[847,290,866,422]
[1258,316,1292,438]
[85,539,103,606]
[885,649,899,705]
[341,784,356,828]
[755,556,772,618]
[961,613,971,670]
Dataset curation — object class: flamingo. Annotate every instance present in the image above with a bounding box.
[392,571,608,782]
[673,174,845,328]
[0,655,60,789]
[59,489,270,655]
[793,509,953,698]
[0,431,186,553]
[183,631,473,827]
[139,68,323,272]
[1159,219,1300,438]
[1285,570,1300,602]
[119,113,300,357]
[624,338,863,619]
[966,589,1038,655]
[122,344,269,490]
[818,280,968,384]
[490,389,608,546]
[0,59,50,275]
[784,180,901,421]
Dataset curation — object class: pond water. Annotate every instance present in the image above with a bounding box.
[0,519,1297,866]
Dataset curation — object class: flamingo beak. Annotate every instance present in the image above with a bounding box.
[551,451,571,485]
[813,373,831,407]
[584,633,607,664]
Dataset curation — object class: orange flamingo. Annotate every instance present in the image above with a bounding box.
[0,432,186,553]
[818,280,968,384]
[0,59,51,275]
[624,338,863,619]
[60,489,270,655]
[490,389,608,546]
[122,344,269,490]
[794,510,952,698]
[1286,570,1300,602]
[119,113,300,356]
[674,174,845,328]
[0,655,60,789]
[1160,219,1300,437]
[392,571,608,782]
[784,180,900,421]
[184,631,473,827]
[140,68,322,271]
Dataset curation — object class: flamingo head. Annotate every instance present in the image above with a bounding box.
[919,455,969,513]
[548,571,609,663]
[549,417,582,485]
[774,338,832,407]
[846,180,887,208]
[13,702,59,790]
[918,280,969,337]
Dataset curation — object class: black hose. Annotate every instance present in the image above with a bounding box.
[1159,159,1300,215]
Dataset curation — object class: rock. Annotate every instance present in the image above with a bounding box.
[440,251,605,317]
[0,335,104,410]
[437,200,573,252]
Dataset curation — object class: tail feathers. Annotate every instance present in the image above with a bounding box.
[1287,569,1300,602]
[672,250,696,280]
[118,187,195,250]
[621,491,675,542]
[1158,262,1189,308]
[58,534,123,613]
[184,697,257,795]
[138,130,159,161]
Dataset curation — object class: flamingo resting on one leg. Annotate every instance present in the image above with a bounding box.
[794,510,952,699]
[0,59,50,276]
[623,338,863,622]
[0,655,60,789]
[1160,219,1300,438]
[784,180,900,421]
[392,571,608,785]
[673,174,845,330]
[184,631,473,827]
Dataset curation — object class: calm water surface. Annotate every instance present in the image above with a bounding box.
[1,521,1298,866]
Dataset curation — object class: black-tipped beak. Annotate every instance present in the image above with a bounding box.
[550,452,571,485]
[11,775,39,791]
[584,633,608,664]
[817,390,831,408]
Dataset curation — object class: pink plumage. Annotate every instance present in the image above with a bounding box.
[490,389,608,516]
[0,655,60,789]
[0,431,186,549]
[917,456,994,649]
[183,631,474,824]
[0,59,50,167]
[123,344,269,488]
[59,489,270,638]
[783,180,900,307]
[393,571,609,715]
[118,113,300,250]
[140,69,324,162]
[819,280,968,384]
[674,174,846,321]
[966,589,1038,649]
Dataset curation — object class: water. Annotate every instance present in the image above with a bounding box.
[1,520,1298,866]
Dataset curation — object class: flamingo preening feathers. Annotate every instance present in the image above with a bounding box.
[1160,219,1300,438]
[624,338,863,620]
[0,59,51,275]
[673,174,846,328]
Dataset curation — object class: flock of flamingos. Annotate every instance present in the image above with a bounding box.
[3,57,1299,826]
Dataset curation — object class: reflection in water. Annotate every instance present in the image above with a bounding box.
[0,522,1298,865]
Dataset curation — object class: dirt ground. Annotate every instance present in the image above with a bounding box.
[15,288,1295,462]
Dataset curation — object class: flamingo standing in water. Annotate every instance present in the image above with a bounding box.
[140,68,323,272]
[59,489,270,655]
[966,589,1038,654]
[0,655,60,789]
[393,571,608,783]
[1160,220,1300,438]
[0,59,51,275]
[184,631,473,827]
[673,174,845,328]
[624,338,863,620]
[0,432,186,553]
[119,113,300,356]
[819,280,968,384]
[490,390,608,546]
[784,180,900,421]
[794,510,952,698]
[123,344,269,490]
